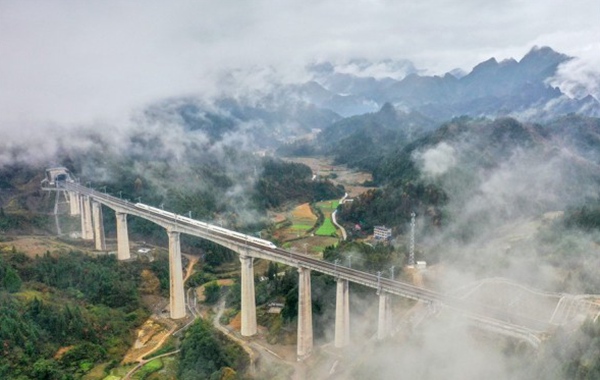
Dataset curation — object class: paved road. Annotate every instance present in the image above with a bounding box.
[122,349,180,380]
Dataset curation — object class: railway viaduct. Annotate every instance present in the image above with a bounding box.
[42,168,591,360]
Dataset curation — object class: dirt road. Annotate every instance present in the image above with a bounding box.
[212,298,302,379]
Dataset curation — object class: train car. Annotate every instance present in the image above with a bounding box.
[134,203,276,249]
[247,236,277,249]
[200,221,276,249]
[135,203,179,221]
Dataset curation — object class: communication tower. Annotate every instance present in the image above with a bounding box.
[408,212,415,267]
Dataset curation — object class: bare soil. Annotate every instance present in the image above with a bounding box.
[54,345,75,360]
[0,235,85,257]
[121,317,173,364]
[292,203,316,220]
[273,203,318,242]
[229,311,242,331]
[182,254,200,282]
[285,236,338,257]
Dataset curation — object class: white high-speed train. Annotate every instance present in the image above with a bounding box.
[135,203,276,249]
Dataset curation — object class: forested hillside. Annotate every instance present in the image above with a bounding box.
[255,158,344,208]
[178,319,249,379]
[334,115,600,237]
[0,251,150,379]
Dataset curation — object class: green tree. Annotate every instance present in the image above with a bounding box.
[266,262,278,281]
[281,287,298,322]
[31,359,67,380]
[3,267,22,293]
[204,282,221,305]
[178,319,247,379]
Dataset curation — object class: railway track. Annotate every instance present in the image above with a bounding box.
[56,182,554,340]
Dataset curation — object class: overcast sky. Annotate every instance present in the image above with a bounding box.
[1,0,599,128]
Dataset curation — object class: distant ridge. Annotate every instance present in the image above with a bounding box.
[298,46,599,120]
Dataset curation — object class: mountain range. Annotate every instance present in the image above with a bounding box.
[297,46,600,120]
[139,46,599,151]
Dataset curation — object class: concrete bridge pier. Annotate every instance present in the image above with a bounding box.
[115,212,131,260]
[335,278,350,348]
[79,195,85,237]
[91,201,106,251]
[68,191,80,215]
[167,229,186,319]
[297,266,313,360]
[377,291,391,340]
[240,253,257,336]
[80,195,94,240]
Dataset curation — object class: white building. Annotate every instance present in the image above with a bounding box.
[373,225,392,241]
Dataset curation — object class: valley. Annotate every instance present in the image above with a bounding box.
[284,157,375,198]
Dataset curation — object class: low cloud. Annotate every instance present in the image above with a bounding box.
[1,0,599,137]
[549,46,600,100]
[332,59,418,81]
[414,142,457,177]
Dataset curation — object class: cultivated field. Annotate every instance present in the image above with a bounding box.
[271,202,340,255]
[268,155,377,253]
[273,203,318,242]
[283,156,375,197]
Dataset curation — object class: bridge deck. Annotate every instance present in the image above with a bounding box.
[46,182,579,339]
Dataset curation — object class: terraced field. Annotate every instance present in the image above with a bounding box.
[271,202,339,255]
[273,203,318,242]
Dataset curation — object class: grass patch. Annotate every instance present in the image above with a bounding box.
[143,359,163,372]
[133,359,163,379]
[147,356,177,380]
[314,199,340,237]
[316,218,337,236]
[104,364,137,379]
[14,289,47,302]
[316,200,339,212]
[290,224,313,231]
[83,362,109,380]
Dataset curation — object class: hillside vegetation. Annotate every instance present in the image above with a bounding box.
[0,250,150,379]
